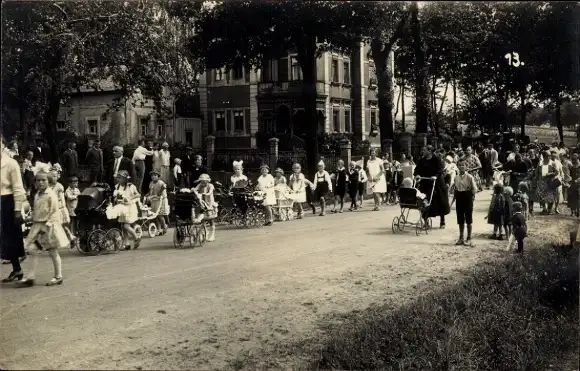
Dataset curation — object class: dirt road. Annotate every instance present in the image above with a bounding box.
[0,193,563,370]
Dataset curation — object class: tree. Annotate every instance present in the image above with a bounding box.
[349,2,410,151]
[188,0,370,175]
[1,0,198,161]
[410,1,430,134]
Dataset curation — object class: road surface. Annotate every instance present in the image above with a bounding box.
[0,192,538,370]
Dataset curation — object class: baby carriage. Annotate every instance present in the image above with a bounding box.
[272,184,295,221]
[75,183,123,254]
[172,189,208,248]
[223,181,266,228]
[392,177,437,236]
[213,181,234,224]
[134,197,163,239]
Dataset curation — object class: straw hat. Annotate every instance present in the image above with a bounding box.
[116,170,130,179]
[198,173,211,182]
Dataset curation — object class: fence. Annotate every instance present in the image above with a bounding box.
[211,149,269,171]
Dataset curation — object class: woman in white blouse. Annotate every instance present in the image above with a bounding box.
[158,142,172,187]
[366,148,387,211]
[230,160,248,188]
[257,164,276,226]
[0,136,27,282]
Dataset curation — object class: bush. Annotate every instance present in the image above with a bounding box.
[311,240,579,371]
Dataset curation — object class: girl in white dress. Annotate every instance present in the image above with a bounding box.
[366,148,387,211]
[194,173,217,241]
[257,164,276,226]
[288,163,307,219]
[113,170,141,250]
[230,160,248,187]
[48,170,77,247]
[147,170,169,235]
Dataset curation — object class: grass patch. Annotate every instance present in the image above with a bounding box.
[310,230,579,370]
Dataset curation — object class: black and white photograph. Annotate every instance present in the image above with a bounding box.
[1,1,579,370]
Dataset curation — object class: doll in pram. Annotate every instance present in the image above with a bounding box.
[392,177,436,235]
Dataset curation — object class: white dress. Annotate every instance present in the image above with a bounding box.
[113,183,140,224]
[257,174,276,206]
[288,173,307,203]
[367,158,387,193]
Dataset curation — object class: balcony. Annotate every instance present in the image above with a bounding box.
[257,81,327,97]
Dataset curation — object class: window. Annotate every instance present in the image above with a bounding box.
[232,65,244,80]
[215,111,226,132]
[344,110,351,132]
[156,119,165,137]
[56,120,66,131]
[87,119,99,135]
[290,56,302,81]
[333,108,340,132]
[343,61,351,84]
[370,109,377,128]
[140,118,148,137]
[262,60,276,81]
[214,68,224,81]
[233,110,244,132]
[331,59,339,83]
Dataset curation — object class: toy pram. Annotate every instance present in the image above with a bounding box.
[75,183,123,254]
[172,190,208,248]
[133,197,164,239]
[219,181,266,228]
[392,177,436,235]
[272,185,295,221]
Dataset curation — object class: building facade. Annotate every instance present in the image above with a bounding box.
[199,43,387,150]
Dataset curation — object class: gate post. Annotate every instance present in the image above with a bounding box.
[205,135,215,170]
[340,139,352,165]
[269,137,279,170]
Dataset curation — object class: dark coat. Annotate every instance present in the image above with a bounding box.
[62,149,79,177]
[85,147,104,171]
[32,145,50,164]
[414,155,451,217]
[107,156,136,188]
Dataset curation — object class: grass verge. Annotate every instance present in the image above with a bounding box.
[308,224,579,370]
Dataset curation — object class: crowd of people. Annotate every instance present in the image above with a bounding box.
[0,133,577,287]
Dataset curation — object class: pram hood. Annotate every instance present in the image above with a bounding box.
[77,185,110,210]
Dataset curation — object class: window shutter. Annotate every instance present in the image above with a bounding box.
[245,108,251,135]
[278,57,289,81]
[226,110,232,132]
[207,112,214,134]
[207,69,212,85]
[245,66,251,83]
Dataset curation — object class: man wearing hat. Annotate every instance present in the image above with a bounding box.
[107,146,136,189]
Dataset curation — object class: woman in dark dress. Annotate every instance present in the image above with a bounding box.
[0,136,27,282]
[508,153,529,190]
[414,145,451,228]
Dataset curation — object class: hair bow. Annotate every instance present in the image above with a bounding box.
[232,160,243,168]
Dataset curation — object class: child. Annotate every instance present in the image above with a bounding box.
[147,170,169,235]
[194,173,217,241]
[450,159,478,246]
[17,171,69,287]
[313,160,332,216]
[347,161,360,211]
[510,201,527,253]
[356,163,367,208]
[48,170,77,247]
[402,177,428,208]
[257,164,276,226]
[288,163,307,219]
[21,150,34,193]
[332,159,348,213]
[173,158,183,190]
[487,183,506,240]
[113,170,141,250]
[503,186,515,238]
[65,176,81,239]
[513,182,530,220]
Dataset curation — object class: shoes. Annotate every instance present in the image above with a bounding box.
[455,238,465,246]
[2,271,23,283]
[46,277,63,286]
[16,278,35,287]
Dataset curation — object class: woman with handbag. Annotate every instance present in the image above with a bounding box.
[534,150,560,215]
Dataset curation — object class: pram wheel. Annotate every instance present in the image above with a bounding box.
[415,218,424,236]
[134,225,143,240]
[195,224,207,247]
[173,223,194,248]
[105,228,123,251]
[425,218,432,234]
[218,208,229,224]
[147,222,158,238]
[86,229,107,254]
[392,216,399,233]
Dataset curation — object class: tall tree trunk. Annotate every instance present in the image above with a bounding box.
[394,83,402,121]
[452,76,458,129]
[437,81,449,128]
[299,35,320,177]
[555,93,564,144]
[411,1,429,134]
[519,91,526,138]
[43,84,61,163]
[401,82,406,132]
[374,51,396,152]
[431,77,437,113]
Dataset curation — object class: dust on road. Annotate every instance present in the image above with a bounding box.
[0,193,570,370]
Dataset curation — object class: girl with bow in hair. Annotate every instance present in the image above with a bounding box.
[257,164,276,226]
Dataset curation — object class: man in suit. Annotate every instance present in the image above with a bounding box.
[31,139,50,165]
[85,140,104,184]
[107,145,136,188]
[62,141,79,186]
[181,146,195,188]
